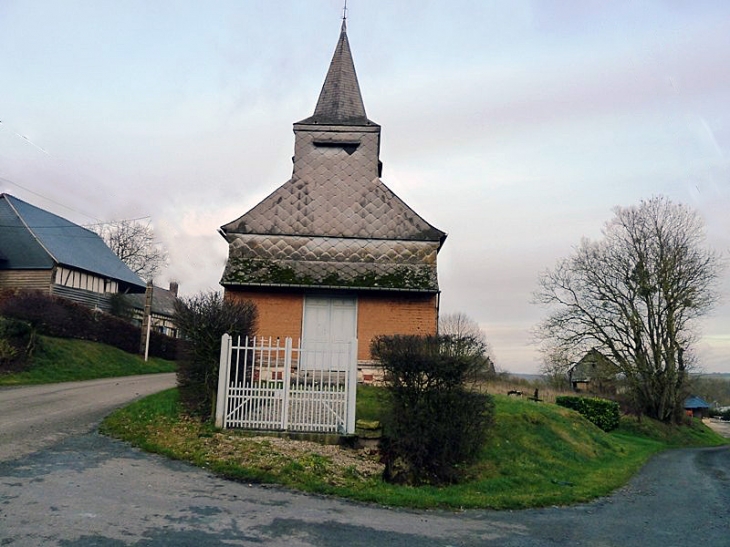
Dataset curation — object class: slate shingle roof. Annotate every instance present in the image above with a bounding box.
[124,285,178,317]
[221,175,444,242]
[0,193,146,290]
[297,20,371,126]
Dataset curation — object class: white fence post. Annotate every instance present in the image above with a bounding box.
[215,333,233,428]
[346,339,358,434]
[281,337,293,430]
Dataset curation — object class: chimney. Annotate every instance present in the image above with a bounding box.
[169,281,179,297]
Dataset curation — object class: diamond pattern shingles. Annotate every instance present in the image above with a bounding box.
[221,235,439,291]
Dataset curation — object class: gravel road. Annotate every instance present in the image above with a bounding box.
[1,376,728,545]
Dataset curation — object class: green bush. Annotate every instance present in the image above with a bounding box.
[372,334,495,486]
[174,292,257,419]
[0,317,35,372]
[556,395,621,432]
[710,407,730,421]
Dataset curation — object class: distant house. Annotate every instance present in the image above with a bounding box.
[684,395,711,419]
[0,193,146,310]
[568,349,619,394]
[123,282,180,338]
[219,21,446,369]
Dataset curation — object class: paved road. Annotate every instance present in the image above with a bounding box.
[1,377,728,546]
[0,373,176,462]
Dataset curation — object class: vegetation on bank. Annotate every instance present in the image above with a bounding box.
[0,290,178,362]
[100,386,727,510]
[0,335,176,385]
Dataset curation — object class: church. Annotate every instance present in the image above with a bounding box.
[219,18,446,369]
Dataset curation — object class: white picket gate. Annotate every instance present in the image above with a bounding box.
[214,335,358,434]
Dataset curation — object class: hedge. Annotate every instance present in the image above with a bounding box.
[556,395,621,432]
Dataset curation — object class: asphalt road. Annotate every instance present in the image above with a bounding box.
[1,376,728,546]
[0,373,176,462]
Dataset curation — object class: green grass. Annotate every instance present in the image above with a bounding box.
[355,383,386,423]
[0,335,177,385]
[101,388,727,510]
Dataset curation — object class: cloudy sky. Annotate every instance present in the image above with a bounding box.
[1,1,728,374]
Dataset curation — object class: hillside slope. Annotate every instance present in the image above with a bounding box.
[0,336,176,385]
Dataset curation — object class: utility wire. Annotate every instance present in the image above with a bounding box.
[0,119,152,226]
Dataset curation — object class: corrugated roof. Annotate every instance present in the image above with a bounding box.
[0,194,145,289]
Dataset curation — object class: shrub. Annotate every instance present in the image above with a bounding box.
[556,395,621,432]
[0,317,35,372]
[174,292,257,419]
[372,334,495,486]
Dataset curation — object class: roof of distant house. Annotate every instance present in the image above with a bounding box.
[0,193,145,290]
[684,395,711,409]
[124,284,179,317]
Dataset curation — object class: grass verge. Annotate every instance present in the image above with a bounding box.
[101,387,727,510]
[0,336,176,385]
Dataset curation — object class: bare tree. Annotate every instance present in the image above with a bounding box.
[91,219,168,281]
[439,312,495,377]
[534,196,723,422]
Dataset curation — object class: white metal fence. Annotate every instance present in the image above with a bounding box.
[215,335,358,434]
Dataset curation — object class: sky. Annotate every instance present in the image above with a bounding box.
[1,1,728,374]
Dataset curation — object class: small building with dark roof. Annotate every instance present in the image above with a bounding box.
[684,395,711,419]
[123,282,180,338]
[0,193,146,310]
[220,20,446,365]
[568,348,619,395]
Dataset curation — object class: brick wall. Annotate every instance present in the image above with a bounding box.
[357,293,438,361]
[225,291,303,342]
[224,289,438,361]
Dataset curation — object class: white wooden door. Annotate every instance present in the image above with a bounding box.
[301,296,357,370]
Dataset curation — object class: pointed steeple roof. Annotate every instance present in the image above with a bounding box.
[297,20,372,125]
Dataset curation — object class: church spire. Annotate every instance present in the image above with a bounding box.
[299,14,370,125]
